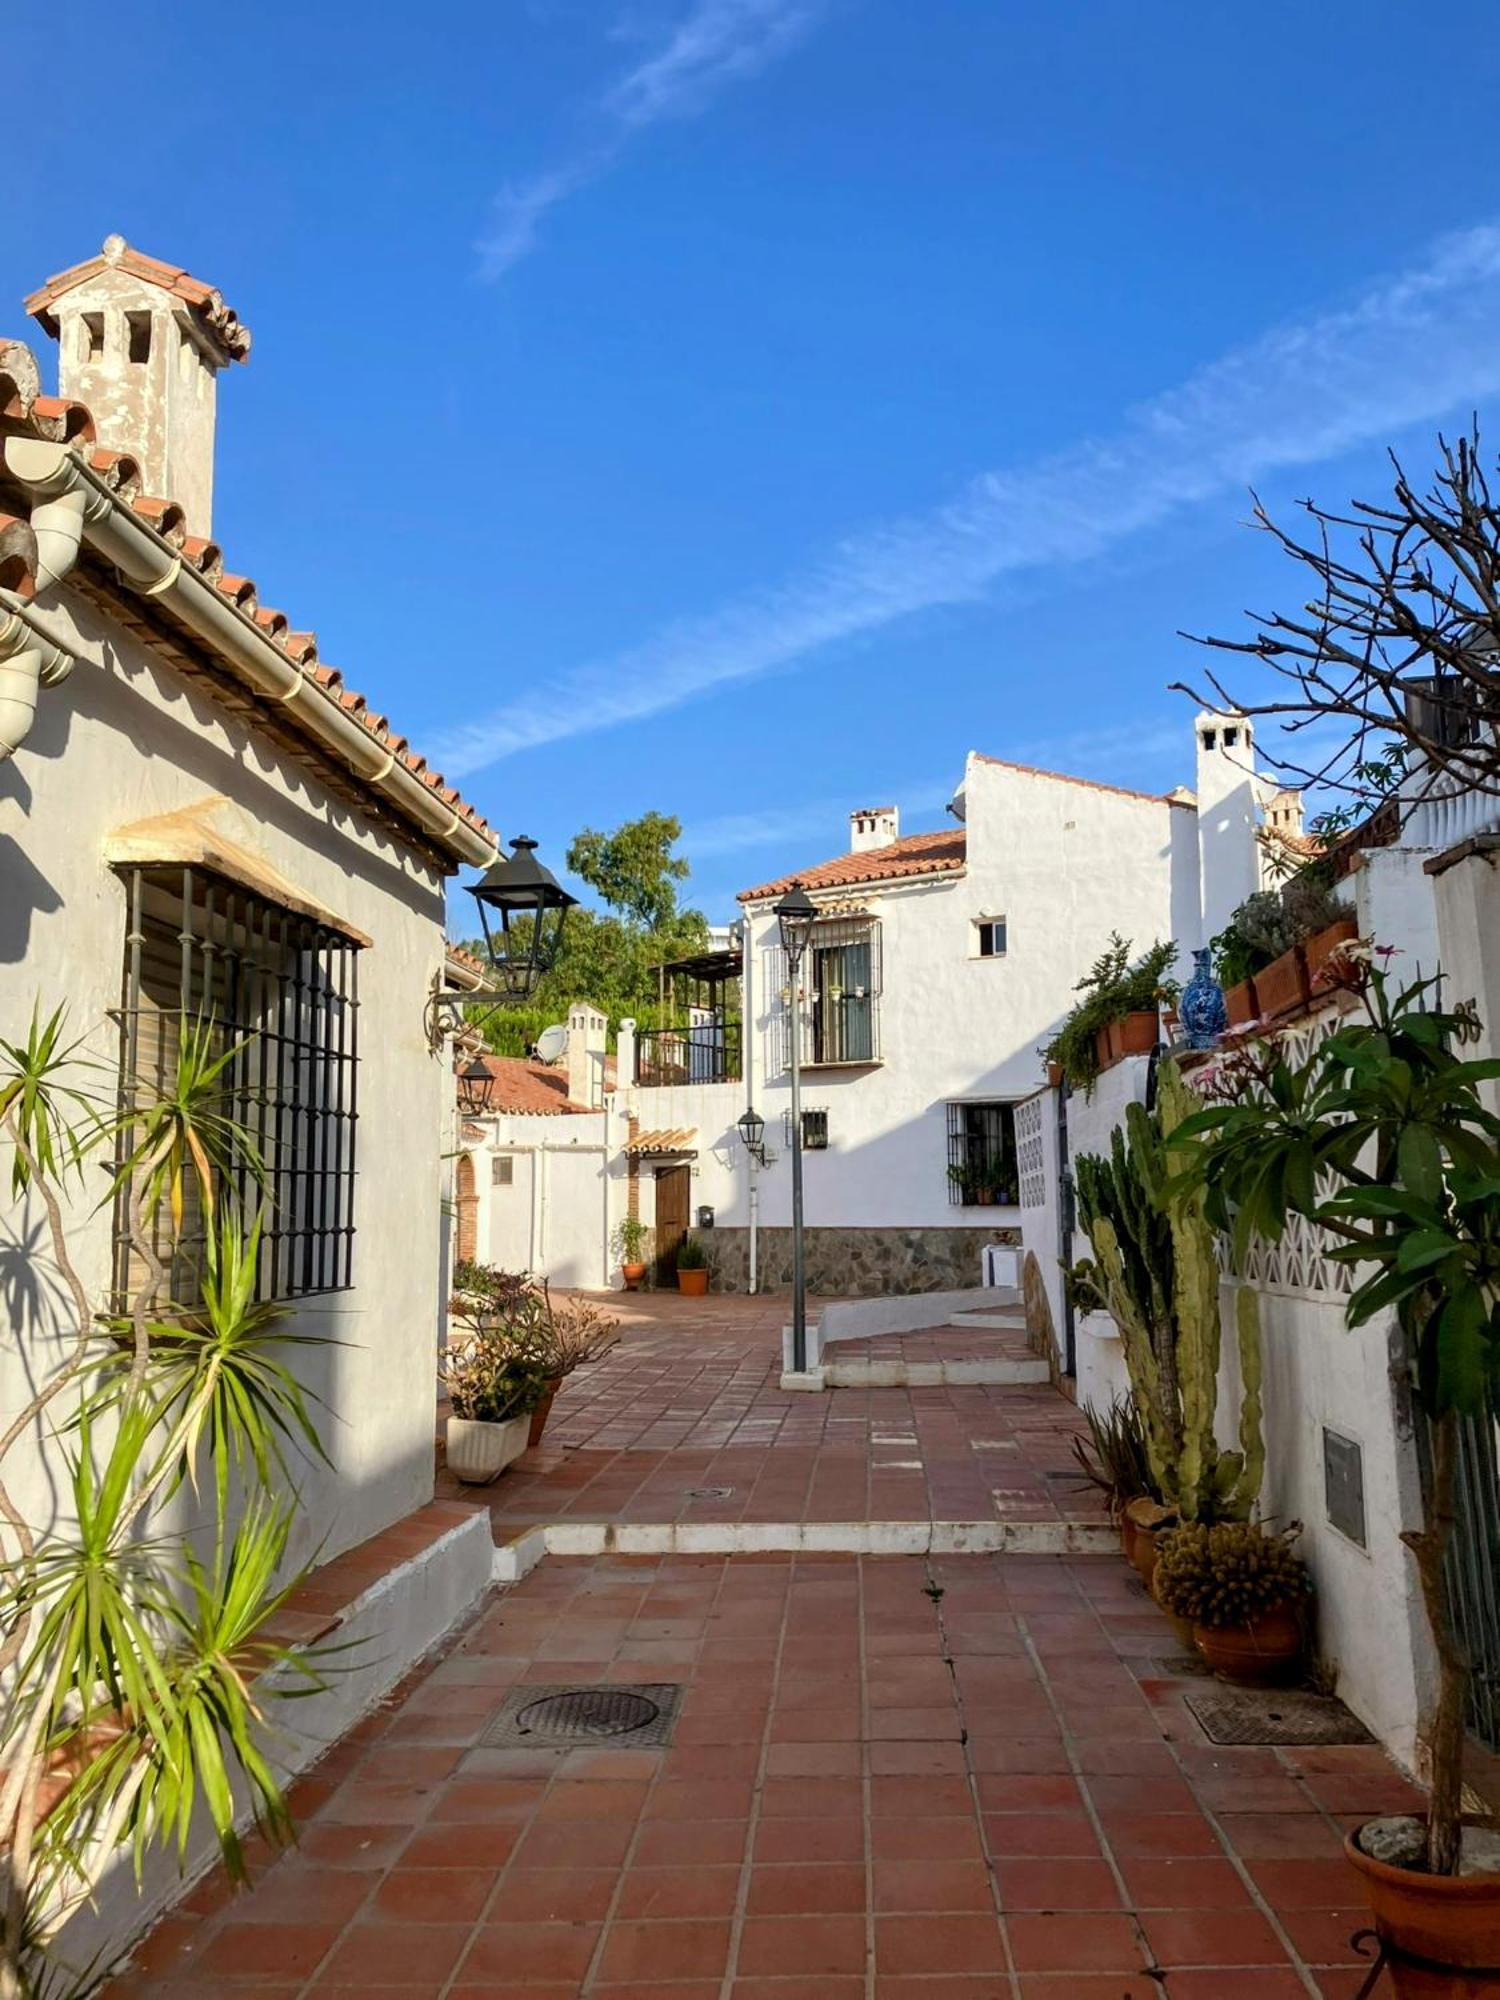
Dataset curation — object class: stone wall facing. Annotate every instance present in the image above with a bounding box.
[697,1225,1019,1297]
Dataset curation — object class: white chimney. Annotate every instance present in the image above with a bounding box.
[566,1003,608,1109]
[849,805,899,854]
[1195,710,1260,941]
[27,235,251,539]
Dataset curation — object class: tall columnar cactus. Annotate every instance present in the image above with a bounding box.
[1075,1059,1264,1522]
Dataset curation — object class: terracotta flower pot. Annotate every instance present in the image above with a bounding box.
[445,1414,530,1485]
[1095,1025,1117,1073]
[1345,1819,1500,1994]
[1123,1497,1175,1588]
[1224,977,1259,1027]
[1116,1010,1160,1057]
[1254,945,1311,1020]
[1046,1060,1065,1090]
[527,1377,562,1449]
[1306,916,1360,989]
[621,1262,645,1291]
[678,1267,709,1297]
[1193,1602,1303,1682]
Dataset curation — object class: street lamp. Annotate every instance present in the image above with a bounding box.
[774,883,818,1372]
[736,1104,767,1166]
[456,1054,496,1118]
[468,836,578,1002]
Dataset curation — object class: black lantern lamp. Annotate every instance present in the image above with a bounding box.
[468,836,578,1002]
[774,882,817,970]
[456,1054,496,1118]
[736,1104,767,1165]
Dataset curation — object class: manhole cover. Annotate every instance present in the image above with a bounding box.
[1186,1686,1375,1747]
[479,1682,684,1749]
[685,1486,734,1500]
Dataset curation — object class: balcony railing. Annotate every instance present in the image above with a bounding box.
[636,1021,742,1088]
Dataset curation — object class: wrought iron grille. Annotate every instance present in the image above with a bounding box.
[946,1101,1019,1207]
[113,864,360,1307]
[763,919,882,1074]
[636,1020,743,1087]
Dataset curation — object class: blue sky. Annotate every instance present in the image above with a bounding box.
[14,1,1500,920]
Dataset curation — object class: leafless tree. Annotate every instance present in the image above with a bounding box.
[1170,428,1500,824]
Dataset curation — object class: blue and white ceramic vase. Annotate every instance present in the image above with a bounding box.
[1179,948,1227,1049]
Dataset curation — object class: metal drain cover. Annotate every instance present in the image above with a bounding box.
[1187,1686,1374,1747]
[685,1486,734,1500]
[480,1682,684,1749]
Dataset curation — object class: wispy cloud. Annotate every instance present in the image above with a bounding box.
[479,0,826,279]
[438,222,1500,774]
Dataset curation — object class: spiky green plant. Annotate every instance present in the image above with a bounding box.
[1075,1058,1263,1523]
[0,1006,338,1996]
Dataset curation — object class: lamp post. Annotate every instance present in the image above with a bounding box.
[774,883,817,1373]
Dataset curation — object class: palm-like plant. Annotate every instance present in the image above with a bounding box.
[0,1006,337,1997]
[1171,957,1500,1877]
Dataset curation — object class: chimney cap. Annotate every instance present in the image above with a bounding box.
[24,238,252,365]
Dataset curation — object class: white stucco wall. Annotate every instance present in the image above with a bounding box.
[467,1106,615,1288]
[629,757,1195,1242]
[0,579,457,1570]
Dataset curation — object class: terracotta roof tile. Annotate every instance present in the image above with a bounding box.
[972,753,1183,806]
[738,827,966,902]
[25,238,251,363]
[473,1052,590,1116]
[0,332,496,857]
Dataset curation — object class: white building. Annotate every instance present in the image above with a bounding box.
[463,721,1296,1295]
[1,237,501,1615]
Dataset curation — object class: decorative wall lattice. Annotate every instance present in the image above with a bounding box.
[1213,1006,1354,1300]
[1015,1094,1046,1209]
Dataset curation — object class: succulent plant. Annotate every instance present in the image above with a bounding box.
[1153,1520,1311,1629]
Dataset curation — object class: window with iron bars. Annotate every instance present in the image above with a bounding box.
[112,864,361,1308]
[945,1101,1019,1207]
[765,918,882,1072]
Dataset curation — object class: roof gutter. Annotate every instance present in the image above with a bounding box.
[1,437,497,866]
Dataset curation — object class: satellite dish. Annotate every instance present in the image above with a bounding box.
[534,1023,568,1065]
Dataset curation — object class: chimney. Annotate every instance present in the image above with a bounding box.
[566,1003,608,1110]
[1194,710,1260,941]
[849,805,899,854]
[26,235,251,539]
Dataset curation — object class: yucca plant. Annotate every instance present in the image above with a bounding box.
[0,1004,337,1997]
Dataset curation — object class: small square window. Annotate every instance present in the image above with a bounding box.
[492,1156,514,1186]
[1223,726,1239,749]
[126,311,152,364]
[1201,728,1217,750]
[802,1110,828,1150]
[81,313,105,361]
[976,918,1007,958]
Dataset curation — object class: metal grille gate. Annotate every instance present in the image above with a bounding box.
[1445,1411,1500,1755]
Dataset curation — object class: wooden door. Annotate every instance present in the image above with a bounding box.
[654,1164,691,1278]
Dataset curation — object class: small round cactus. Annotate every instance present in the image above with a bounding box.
[1153,1520,1311,1629]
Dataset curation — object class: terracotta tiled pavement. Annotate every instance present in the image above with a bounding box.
[437,1293,1107,1533]
[106,1550,1416,1997]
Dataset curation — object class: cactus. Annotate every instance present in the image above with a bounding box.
[1075,1059,1264,1523]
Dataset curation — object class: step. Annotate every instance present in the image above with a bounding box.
[947,1310,1028,1330]
[821,1355,1052,1389]
[491,1515,1118,1581]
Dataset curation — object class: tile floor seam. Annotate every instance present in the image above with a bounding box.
[929,1552,1022,2000]
[1040,1562,1326,1999]
[1008,1560,1161,1986]
[857,1554,876,2000]
[715,1547,795,2000]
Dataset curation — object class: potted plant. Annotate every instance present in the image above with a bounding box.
[613,1215,649,1290]
[442,1323,551,1483]
[529,1292,620,1446]
[675,1234,711,1296]
[1173,959,1500,1975]
[1154,1521,1311,1680]
[1282,866,1359,991]
[1069,1394,1175,1580]
[1041,933,1178,1097]
[1213,891,1305,1020]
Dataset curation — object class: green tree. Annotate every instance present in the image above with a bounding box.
[566,812,693,931]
